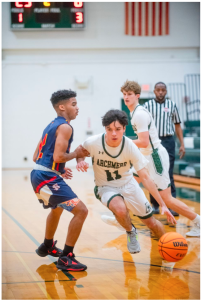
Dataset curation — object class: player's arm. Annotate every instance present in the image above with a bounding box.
[137,168,176,224]
[133,131,149,148]
[33,138,42,162]
[53,124,89,163]
[175,123,185,159]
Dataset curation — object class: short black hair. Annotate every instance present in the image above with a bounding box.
[102,109,128,127]
[50,89,77,107]
[154,82,167,89]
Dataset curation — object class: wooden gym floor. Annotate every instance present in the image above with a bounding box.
[2,168,200,299]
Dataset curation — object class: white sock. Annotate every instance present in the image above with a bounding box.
[193,214,200,224]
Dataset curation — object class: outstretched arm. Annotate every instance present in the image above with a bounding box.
[53,124,89,163]
[137,168,176,224]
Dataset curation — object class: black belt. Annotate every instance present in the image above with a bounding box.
[159,135,173,139]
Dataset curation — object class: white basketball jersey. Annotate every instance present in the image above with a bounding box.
[83,133,148,187]
[130,105,161,155]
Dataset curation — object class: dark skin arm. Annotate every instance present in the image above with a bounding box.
[53,124,90,163]
[33,124,89,164]
[175,123,185,159]
[33,138,42,162]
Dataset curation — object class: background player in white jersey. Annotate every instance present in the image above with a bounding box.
[76,110,176,254]
[120,80,200,237]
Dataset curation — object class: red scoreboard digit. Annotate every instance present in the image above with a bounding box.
[10,2,85,29]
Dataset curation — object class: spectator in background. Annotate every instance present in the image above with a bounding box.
[143,82,185,216]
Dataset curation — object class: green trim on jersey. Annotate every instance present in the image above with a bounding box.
[102,134,125,158]
[133,173,139,178]
[151,149,163,175]
[130,104,140,119]
[135,211,153,219]
[107,194,123,208]
[94,186,101,201]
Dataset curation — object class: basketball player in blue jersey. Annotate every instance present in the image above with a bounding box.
[31,90,89,271]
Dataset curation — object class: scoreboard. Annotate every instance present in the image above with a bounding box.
[10,2,85,30]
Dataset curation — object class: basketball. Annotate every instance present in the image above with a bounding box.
[158,232,188,262]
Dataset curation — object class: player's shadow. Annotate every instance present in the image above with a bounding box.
[36,262,87,298]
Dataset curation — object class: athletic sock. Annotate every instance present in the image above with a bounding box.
[126,224,136,233]
[193,214,200,224]
[44,238,53,248]
[62,245,74,256]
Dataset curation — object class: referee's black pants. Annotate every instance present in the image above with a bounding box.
[150,135,176,207]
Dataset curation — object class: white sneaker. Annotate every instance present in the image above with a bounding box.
[161,260,175,273]
[186,221,200,237]
[127,228,141,254]
[101,215,125,231]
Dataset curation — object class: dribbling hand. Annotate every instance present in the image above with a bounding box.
[161,206,177,225]
[76,161,89,172]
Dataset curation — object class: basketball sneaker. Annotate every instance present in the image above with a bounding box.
[126,227,141,254]
[101,215,125,231]
[186,221,200,237]
[57,253,87,271]
[36,240,62,257]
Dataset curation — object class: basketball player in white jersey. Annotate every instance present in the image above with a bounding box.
[76,109,176,254]
[115,80,199,237]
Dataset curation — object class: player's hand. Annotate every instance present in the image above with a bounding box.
[61,168,73,179]
[179,145,185,159]
[74,145,90,158]
[76,161,89,172]
[161,206,177,225]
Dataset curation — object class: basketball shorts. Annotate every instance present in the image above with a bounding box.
[133,145,171,191]
[30,170,79,211]
[94,177,153,219]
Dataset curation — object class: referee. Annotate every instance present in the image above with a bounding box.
[144,82,185,216]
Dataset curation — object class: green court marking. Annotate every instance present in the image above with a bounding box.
[2,207,76,282]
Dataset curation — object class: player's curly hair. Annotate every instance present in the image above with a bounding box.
[102,109,128,127]
[50,90,77,107]
[120,80,141,94]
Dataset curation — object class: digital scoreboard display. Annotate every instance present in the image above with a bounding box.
[10,2,85,29]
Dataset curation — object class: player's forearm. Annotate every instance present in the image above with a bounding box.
[133,139,149,148]
[140,176,167,208]
[53,151,77,163]
[76,157,85,163]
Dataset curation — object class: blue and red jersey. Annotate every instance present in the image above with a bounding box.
[36,116,73,174]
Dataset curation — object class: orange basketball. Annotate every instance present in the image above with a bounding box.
[158,232,188,262]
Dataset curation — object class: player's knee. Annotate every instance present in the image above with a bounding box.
[145,218,160,231]
[113,206,127,219]
[78,203,88,219]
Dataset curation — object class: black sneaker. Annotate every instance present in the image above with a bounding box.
[169,209,179,216]
[152,205,160,214]
[36,240,62,257]
[57,253,87,271]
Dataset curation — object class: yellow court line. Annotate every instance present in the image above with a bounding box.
[3,235,52,299]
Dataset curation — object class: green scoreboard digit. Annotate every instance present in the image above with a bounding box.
[10,2,85,30]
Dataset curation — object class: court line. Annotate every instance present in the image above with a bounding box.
[3,235,52,299]
[2,280,72,285]
[3,208,199,275]
[2,207,75,281]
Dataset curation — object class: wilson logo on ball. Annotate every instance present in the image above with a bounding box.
[173,241,188,247]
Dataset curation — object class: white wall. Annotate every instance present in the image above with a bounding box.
[2,2,200,168]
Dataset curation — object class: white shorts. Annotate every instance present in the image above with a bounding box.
[133,145,171,191]
[94,177,153,219]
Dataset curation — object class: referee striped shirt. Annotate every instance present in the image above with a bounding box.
[143,99,181,137]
